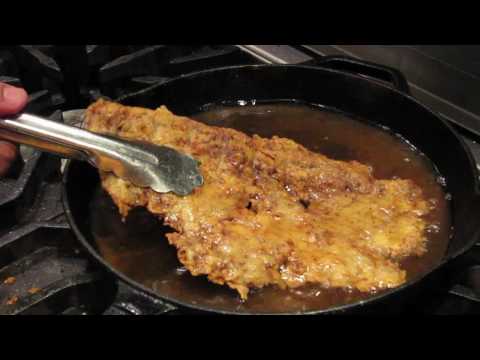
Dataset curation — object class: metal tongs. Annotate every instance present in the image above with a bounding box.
[0,112,203,196]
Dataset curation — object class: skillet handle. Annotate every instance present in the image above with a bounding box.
[305,55,411,95]
[103,281,178,315]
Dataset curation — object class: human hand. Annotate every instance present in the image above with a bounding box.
[0,83,28,176]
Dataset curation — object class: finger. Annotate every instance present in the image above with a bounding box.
[0,141,18,162]
[0,141,18,176]
[0,158,9,177]
[0,83,29,116]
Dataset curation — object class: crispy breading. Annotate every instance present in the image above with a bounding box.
[84,99,430,300]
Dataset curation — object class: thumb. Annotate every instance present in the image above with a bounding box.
[0,83,28,116]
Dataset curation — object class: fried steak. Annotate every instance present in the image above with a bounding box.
[84,99,431,300]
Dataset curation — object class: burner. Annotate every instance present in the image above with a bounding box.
[0,45,479,314]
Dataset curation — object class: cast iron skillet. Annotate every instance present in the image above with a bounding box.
[62,57,480,314]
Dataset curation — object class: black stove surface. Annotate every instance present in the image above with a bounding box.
[0,45,479,315]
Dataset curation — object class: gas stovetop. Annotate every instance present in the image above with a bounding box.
[1,45,480,315]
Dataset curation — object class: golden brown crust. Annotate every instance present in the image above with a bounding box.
[84,99,431,300]
[3,277,16,285]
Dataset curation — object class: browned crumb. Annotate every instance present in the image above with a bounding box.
[28,287,41,295]
[5,296,19,305]
[3,277,16,285]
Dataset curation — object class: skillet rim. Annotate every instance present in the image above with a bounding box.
[62,63,480,315]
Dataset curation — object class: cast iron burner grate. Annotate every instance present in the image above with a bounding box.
[0,45,480,314]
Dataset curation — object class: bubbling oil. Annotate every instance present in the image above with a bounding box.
[89,103,451,313]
